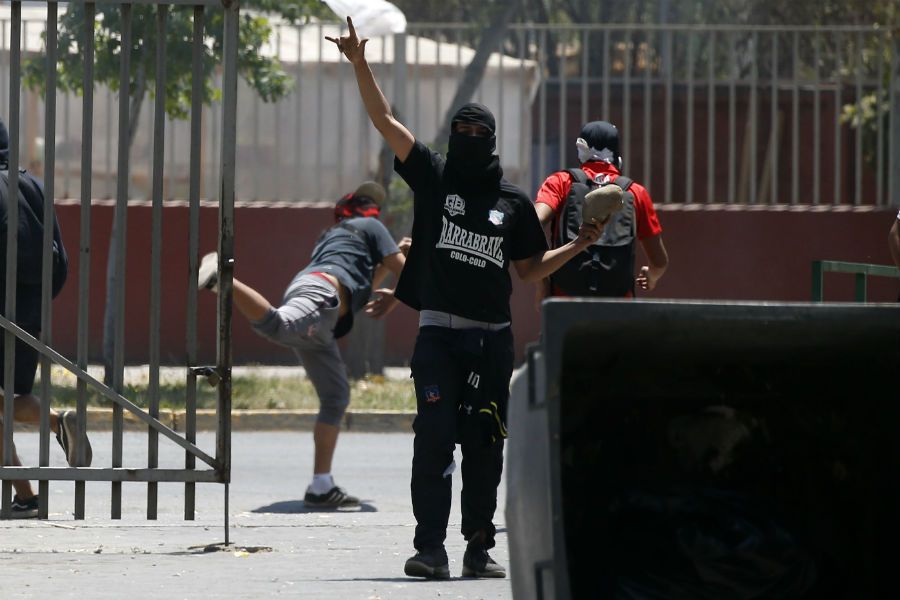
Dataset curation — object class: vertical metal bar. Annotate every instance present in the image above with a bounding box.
[274,28,282,201]
[749,31,758,203]
[392,32,408,176]
[434,28,443,138]
[252,89,259,200]
[707,31,716,203]
[75,1,96,521]
[580,30,588,127]
[770,32,778,205]
[833,32,842,205]
[145,93,152,199]
[497,37,504,162]
[664,29,673,203]
[854,273,867,303]
[336,20,346,194]
[813,32,821,204]
[184,4,204,521]
[643,31,653,190]
[111,2,132,521]
[876,31,885,207]
[316,24,323,199]
[146,3,168,521]
[294,26,302,200]
[218,0,239,518]
[792,32,800,205]
[539,29,547,182]
[413,32,420,134]
[854,32,863,206]
[63,92,70,198]
[602,29,610,120]
[38,0,59,520]
[686,32,694,203]
[891,33,900,208]
[519,28,528,188]
[2,0,23,520]
[106,89,113,198]
[623,30,631,168]
[811,261,824,302]
[0,22,6,118]
[559,28,568,169]
[461,29,474,105]
[728,32,737,203]
[167,116,175,201]
[209,73,220,201]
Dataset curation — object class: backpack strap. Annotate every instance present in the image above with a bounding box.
[566,168,591,186]
[612,175,633,192]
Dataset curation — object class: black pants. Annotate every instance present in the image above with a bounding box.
[409,325,514,552]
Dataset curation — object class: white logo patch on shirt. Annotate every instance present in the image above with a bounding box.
[488,210,504,226]
[444,194,466,217]
[437,216,504,268]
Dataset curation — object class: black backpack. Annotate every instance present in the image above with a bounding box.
[0,168,68,298]
[549,168,636,297]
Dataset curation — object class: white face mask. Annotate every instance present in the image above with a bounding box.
[575,137,621,170]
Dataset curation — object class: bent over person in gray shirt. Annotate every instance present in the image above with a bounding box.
[199,182,406,507]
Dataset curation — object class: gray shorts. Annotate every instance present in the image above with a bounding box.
[251,274,350,426]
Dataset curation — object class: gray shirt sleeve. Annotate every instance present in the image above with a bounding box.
[367,218,401,263]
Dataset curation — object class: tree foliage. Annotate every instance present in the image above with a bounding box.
[23,1,331,132]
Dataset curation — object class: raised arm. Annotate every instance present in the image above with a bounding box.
[327,17,415,162]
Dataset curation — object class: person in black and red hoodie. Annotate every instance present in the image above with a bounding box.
[328,17,604,581]
[199,181,406,509]
[0,116,92,519]
[535,120,669,300]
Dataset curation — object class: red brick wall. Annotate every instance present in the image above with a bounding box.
[50,202,898,367]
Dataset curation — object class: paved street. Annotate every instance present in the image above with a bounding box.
[1,431,511,599]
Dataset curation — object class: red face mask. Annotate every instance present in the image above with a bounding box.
[334,194,381,222]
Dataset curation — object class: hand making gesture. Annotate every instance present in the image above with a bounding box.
[326,16,369,65]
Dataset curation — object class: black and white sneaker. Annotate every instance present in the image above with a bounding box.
[10,494,39,519]
[198,252,219,291]
[56,410,92,467]
[303,486,360,509]
[404,547,450,580]
[462,545,506,578]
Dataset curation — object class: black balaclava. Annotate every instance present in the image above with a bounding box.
[578,120,621,169]
[445,103,502,195]
[0,117,9,167]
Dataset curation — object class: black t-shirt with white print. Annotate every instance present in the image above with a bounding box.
[394,140,548,323]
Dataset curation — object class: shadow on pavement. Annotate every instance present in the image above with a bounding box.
[251,500,377,513]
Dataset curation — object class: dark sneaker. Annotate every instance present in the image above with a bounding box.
[303,486,359,509]
[404,547,450,580]
[198,252,219,291]
[462,545,506,578]
[10,494,39,519]
[56,410,92,467]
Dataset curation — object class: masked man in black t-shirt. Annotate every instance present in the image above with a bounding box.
[329,17,603,580]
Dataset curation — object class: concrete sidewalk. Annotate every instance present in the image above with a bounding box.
[1,431,512,599]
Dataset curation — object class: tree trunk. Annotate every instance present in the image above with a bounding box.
[431,0,521,147]
[102,67,146,385]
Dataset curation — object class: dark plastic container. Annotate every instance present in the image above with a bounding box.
[506,299,900,600]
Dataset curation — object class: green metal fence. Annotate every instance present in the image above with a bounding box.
[811,260,900,302]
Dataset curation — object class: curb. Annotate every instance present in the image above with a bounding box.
[15,408,415,433]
